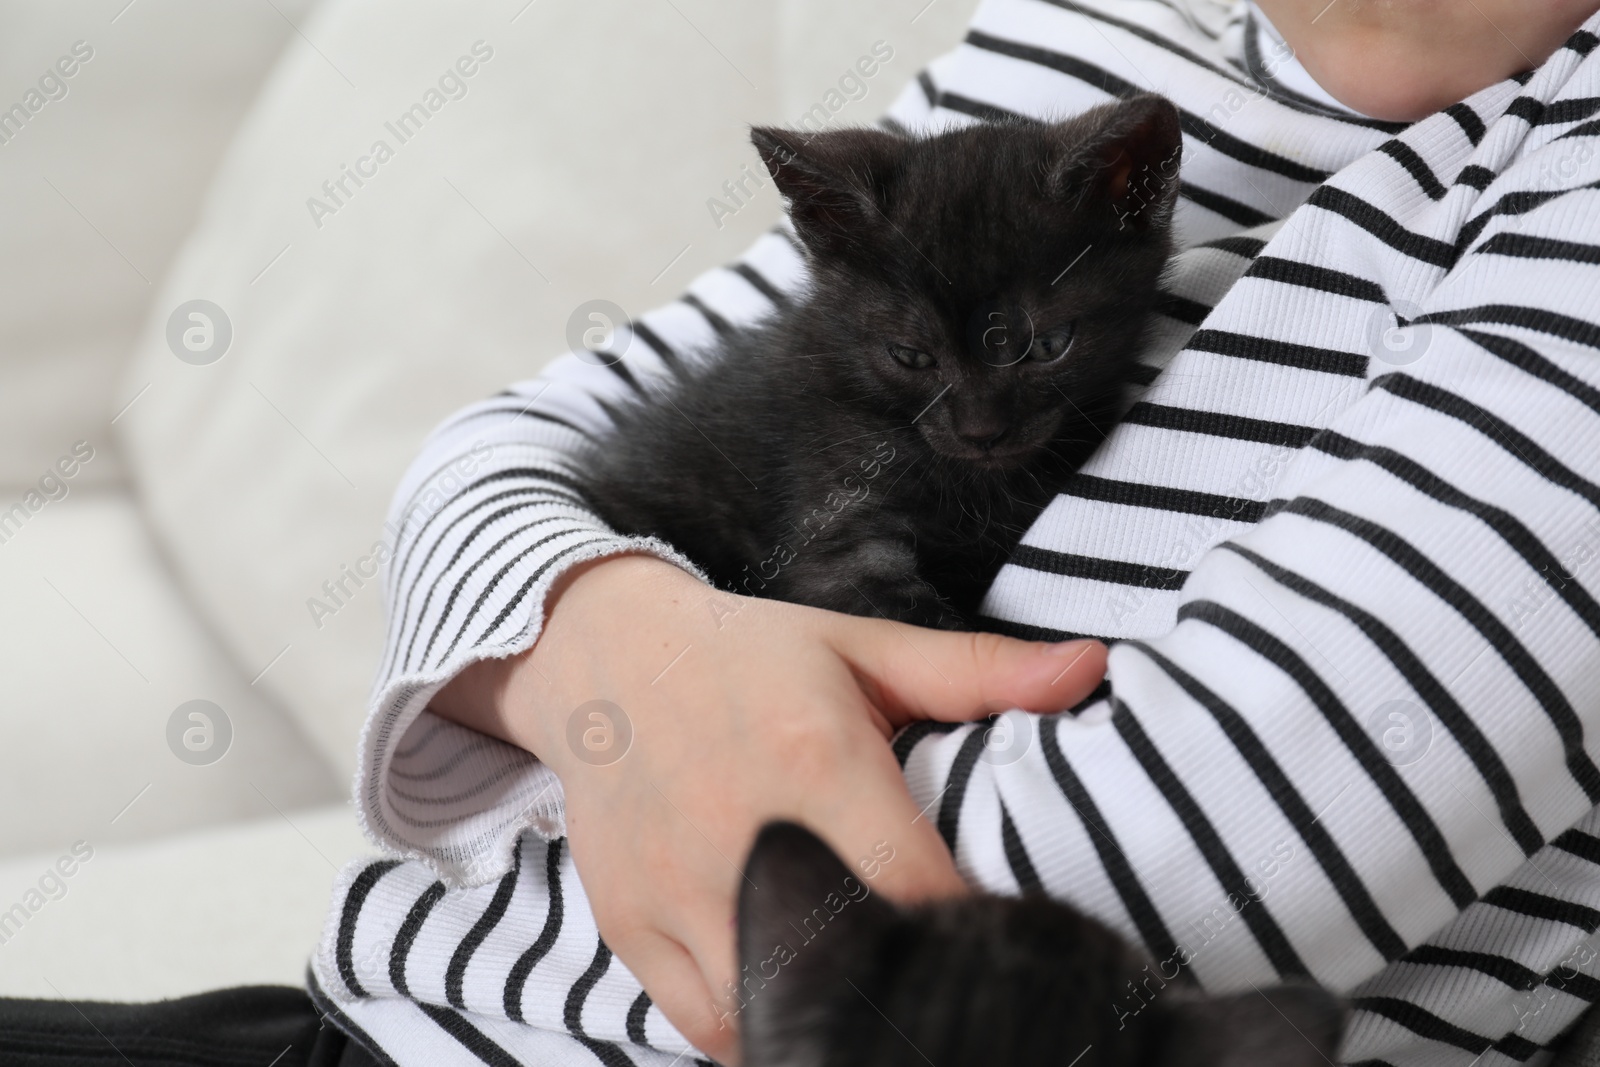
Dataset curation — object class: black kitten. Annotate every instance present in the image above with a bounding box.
[734,822,1344,1067]
[580,96,1180,627]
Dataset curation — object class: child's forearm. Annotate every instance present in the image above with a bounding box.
[432,549,1105,1060]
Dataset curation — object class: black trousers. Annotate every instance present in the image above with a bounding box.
[0,986,383,1066]
[8,984,1600,1067]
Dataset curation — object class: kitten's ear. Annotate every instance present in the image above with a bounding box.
[750,126,903,258]
[737,821,899,1067]
[1159,983,1345,1067]
[1051,94,1183,229]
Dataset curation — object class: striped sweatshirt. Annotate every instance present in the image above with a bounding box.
[310,2,1600,1065]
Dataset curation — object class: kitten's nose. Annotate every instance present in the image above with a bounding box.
[957,424,1009,449]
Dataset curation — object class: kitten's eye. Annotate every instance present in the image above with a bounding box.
[888,343,936,369]
[1023,324,1076,363]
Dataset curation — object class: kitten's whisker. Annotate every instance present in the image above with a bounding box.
[806,425,899,458]
[865,451,928,517]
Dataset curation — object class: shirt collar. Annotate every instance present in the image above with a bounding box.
[1244,1,1375,118]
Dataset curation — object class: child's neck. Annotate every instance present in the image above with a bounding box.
[1254,0,1600,121]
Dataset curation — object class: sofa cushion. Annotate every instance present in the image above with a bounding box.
[0,0,312,486]
[0,804,368,999]
[0,486,341,859]
[113,0,977,770]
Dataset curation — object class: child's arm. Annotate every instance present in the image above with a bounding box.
[433,554,1103,1061]
[360,229,1106,1061]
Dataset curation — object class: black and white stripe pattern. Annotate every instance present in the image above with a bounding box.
[318,1,1600,1063]
[315,840,709,1066]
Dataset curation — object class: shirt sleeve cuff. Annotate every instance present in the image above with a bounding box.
[353,533,707,887]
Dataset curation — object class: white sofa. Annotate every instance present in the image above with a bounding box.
[0,0,976,1001]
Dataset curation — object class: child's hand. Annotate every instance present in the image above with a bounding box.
[434,554,1106,1063]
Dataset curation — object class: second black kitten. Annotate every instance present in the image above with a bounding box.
[580,96,1180,627]
[735,822,1344,1067]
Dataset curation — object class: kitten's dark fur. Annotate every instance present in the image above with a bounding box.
[580,96,1180,627]
[736,822,1344,1067]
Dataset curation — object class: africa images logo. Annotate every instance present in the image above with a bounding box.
[305,41,495,230]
